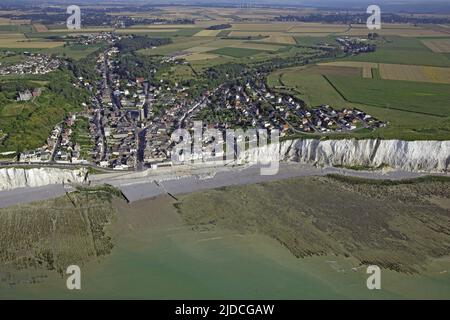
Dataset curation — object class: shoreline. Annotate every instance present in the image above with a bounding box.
[0,162,444,209]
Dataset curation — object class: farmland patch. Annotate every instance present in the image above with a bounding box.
[209,46,264,58]
[422,39,450,53]
[194,30,222,37]
[183,53,220,61]
[379,64,450,84]
[32,24,48,32]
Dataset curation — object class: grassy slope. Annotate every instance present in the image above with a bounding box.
[0,71,88,152]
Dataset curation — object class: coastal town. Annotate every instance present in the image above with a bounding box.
[3,34,385,170]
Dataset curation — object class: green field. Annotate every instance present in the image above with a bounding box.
[0,24,33,33]
[117,28,203,37]
[157,64,197,84]
[343,36,450,67]
[295,35,338,47]
[43,44,102,60]
[139,36,213,56]
[327,75,450,117]
[268,67,348,107]
[209,46,265,58]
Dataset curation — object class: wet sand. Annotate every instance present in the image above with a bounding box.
[1,193,449,299]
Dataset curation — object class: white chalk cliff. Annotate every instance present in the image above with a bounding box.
[0,167,88,191]
[245,139,449,173]
[0,140,448,192]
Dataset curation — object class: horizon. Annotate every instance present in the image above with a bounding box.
[3,0,450,14]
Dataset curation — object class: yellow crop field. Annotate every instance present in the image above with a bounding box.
[319,61,450,84]
[117,29,178,34]
[229,31,295,44]
[319,62,379,69]
[229,31,273,37]
[288,24,348,33]
[129,24,197,29]
[193,30,222,37]
[362,67,373,79]
[229,42,283,51]
[50,28,114,33]
[422,39,450,53]
[0,40,64,48]
[186,46,216,53]
[264,35,296,44]
[33,23,48,32]
[206,39,243,47]
[0,33,25,39]
[231,23,295,32]
[379,64,450,84]
[319,61,378,79]
[0,33,61,48]
[0,18,31,25]
[183,53,220,61]
[343,26,450,37]
[292,32,337,37]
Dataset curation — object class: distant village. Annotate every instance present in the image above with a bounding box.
[336,36,377,54]
[68,32,118,46]
[0,53,61,76]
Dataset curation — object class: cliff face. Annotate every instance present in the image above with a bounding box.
[0,140,448,192]
[0,167,87,191]
[245,139,450,173]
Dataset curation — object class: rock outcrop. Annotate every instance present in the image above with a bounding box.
[0,167,87,191]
